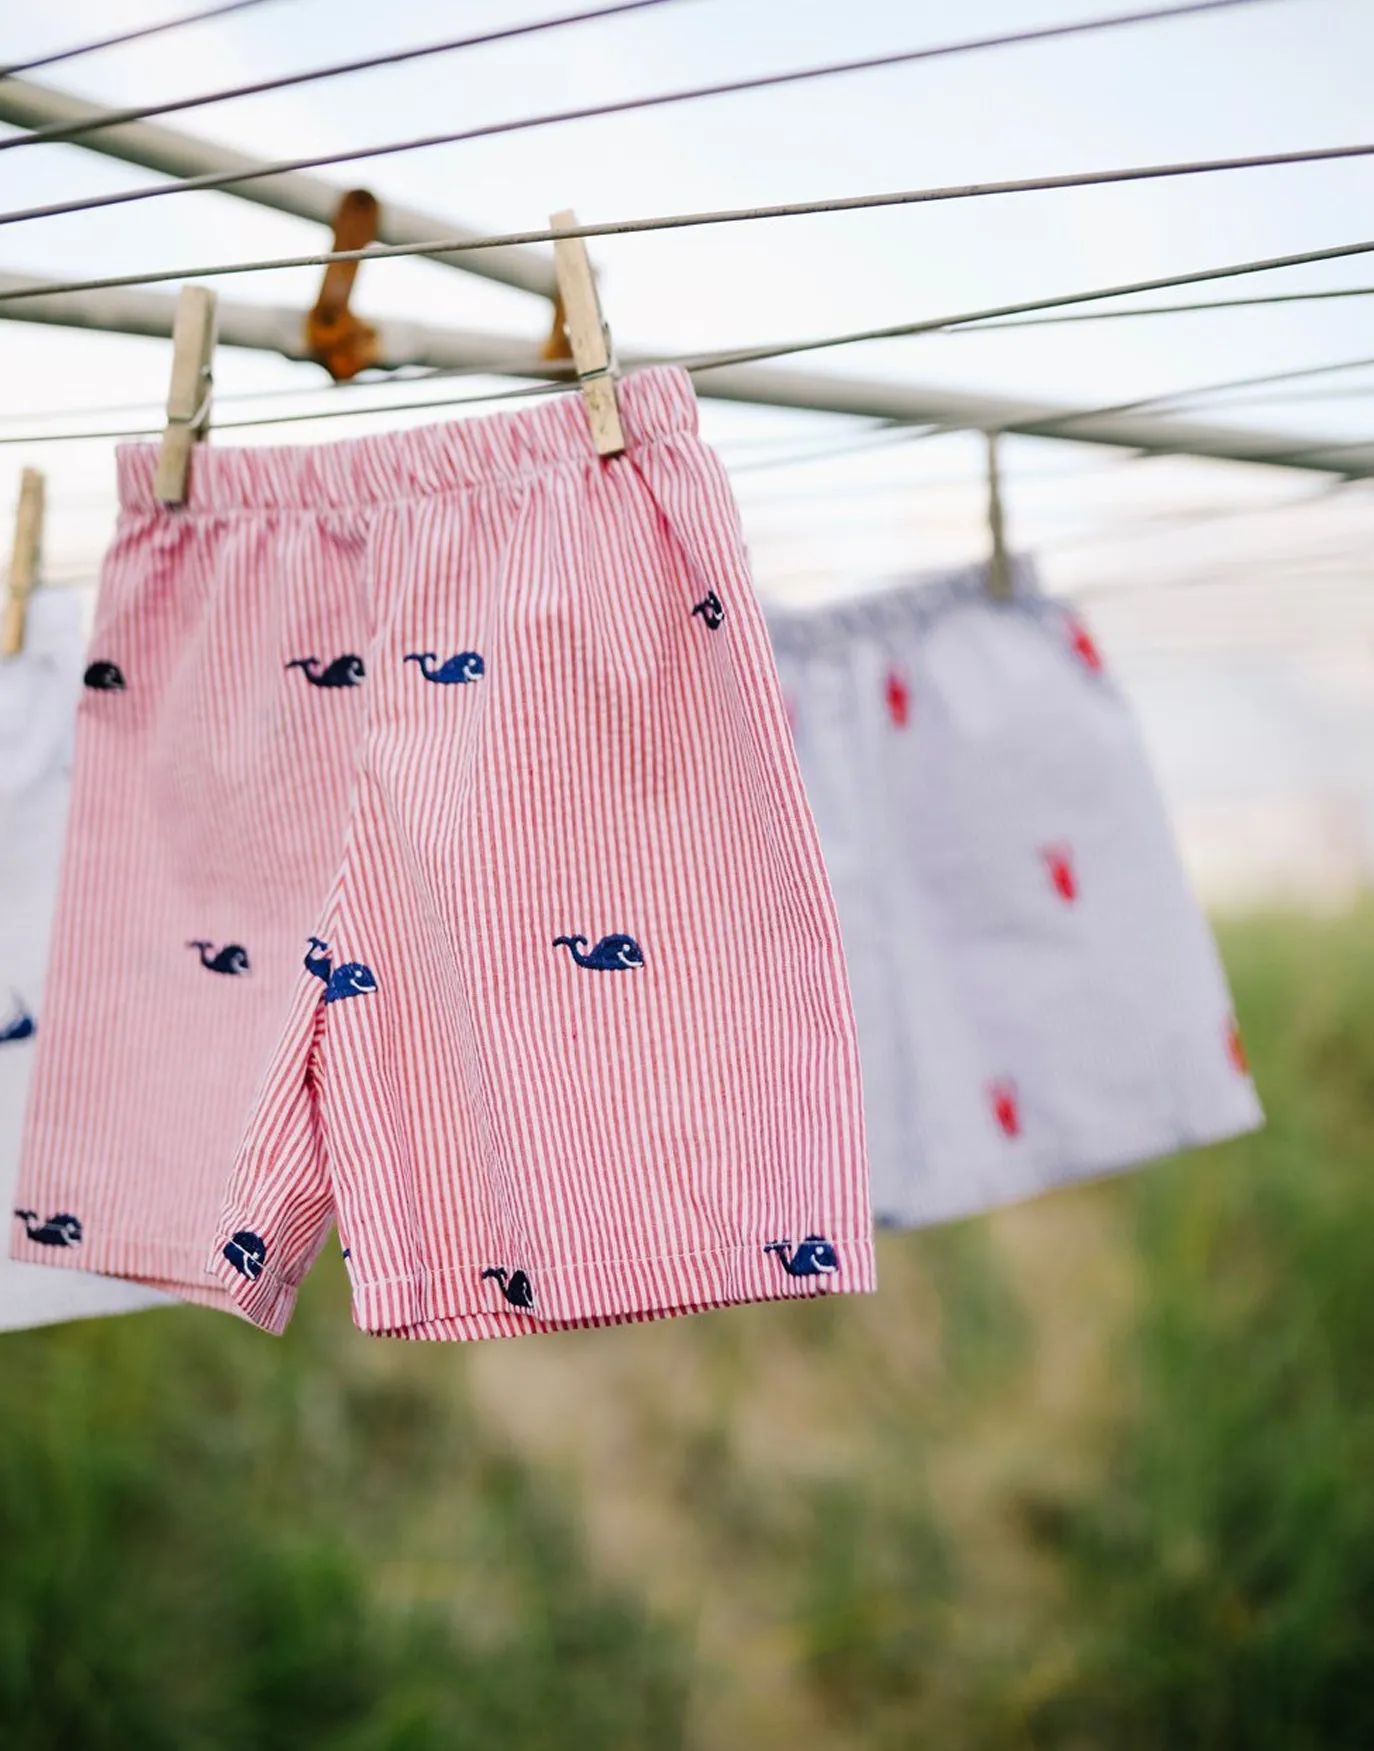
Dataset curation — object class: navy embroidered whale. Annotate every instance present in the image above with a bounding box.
[14,1209,82,1247]
[482,1266,534,1309]
[304,937,378,1004]
[404,651,485,684]
[305,936,332,983]
[83,660,125,692]
[223,1230,266,1280]
[187,941,250,976]
[692,591,725,631]
[285,655,365,689]
[765,1235,839,1277]
[552,934,644,971]
[0,994,35,1043]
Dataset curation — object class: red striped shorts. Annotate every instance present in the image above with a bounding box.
[13,368,872,1338]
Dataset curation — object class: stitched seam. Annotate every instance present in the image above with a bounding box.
[351,1234,876,1294]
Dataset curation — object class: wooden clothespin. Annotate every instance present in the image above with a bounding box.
[305,189,382,382]
[154,284,218,507]
[548,209,625,458]
[0,469,44,659]
[985,430,1014,602]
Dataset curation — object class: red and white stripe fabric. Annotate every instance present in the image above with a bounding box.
[1,587,173,1330]
[14,367,872,1338]
[768,559,1262,1231]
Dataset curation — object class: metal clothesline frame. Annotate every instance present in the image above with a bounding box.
[0,74,558,301]
[5,276,1374,478]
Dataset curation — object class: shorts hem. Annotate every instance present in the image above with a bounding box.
[209,1223,878,1340]
[205,1238,300,1335]
[7,1228,236,1314]
[875,1103,1263,1231]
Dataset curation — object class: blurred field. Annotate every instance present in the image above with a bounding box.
[5,907,1374,1749]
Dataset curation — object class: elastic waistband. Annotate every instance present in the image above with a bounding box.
[766,555,1045,656]
[116,366,699,514]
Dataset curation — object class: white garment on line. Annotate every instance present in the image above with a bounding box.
[1,587,173,1330]
[768,558,1262,1230]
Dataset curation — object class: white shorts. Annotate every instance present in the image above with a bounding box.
[769,559,1262,1229]
[1,588,173,1330]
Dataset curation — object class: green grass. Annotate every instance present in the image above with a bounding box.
[3,906,1374,1747]
[0,1273,689,1749]
[1025,910,1374,1750]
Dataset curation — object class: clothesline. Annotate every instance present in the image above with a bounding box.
[0,0,1276,157]
[0,0,685,152]
[0,0,281,79]
[4,122,1364,241]
[1027,353,1374,433]
[9,366,1371,447]
[11,280,1374,437]
[1,2,1368,489]
[959,284,1374,332]
[11,294,1374,447]
[4,237,1374,475]
[6,154,1374,305]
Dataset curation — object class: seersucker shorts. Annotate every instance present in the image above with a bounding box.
[768,558,1261,1230]
[13,368,872,1338]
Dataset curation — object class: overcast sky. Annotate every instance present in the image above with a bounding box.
[2,0,1373,896]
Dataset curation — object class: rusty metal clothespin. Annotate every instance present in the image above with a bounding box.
[548,209,625,458]
[306,189,382,382]
[1,469,44,658]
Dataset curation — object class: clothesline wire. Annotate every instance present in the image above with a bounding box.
[0,352,565,431]
[726,426,946,475]
[6,235,1374,448]
[0,0,1277,159]
[4,146,1373,297]
[29,339,1374,442]
[654,238,1374,375]
[4,299,1369,441]
[737,454,1144,504]
[1033,352,1374,431]
[8,283,1358,441]
[745,468,1351,521]
[16,286,1374,435]
[0,0,691,152]
[954,284,1374,331]
[0,0,284,79]
[0,9,1321,230]
[745,486,1354,542]
[0,379,566,446]
[11,279,1374,439]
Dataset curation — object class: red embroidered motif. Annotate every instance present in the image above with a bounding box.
[989,1080,1020,1139]
[885,670,910,729]
[1042,845,1078,904]
[1066,615,1103,673]
[1226,1019,1249,1076]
